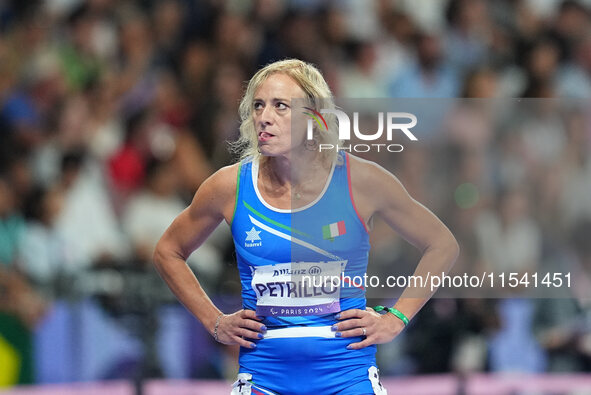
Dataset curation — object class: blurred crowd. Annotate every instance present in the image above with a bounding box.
[1,0,591,386]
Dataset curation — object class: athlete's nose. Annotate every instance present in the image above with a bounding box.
[258,105,274,127]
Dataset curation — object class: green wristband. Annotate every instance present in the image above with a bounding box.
[372,305,410,326]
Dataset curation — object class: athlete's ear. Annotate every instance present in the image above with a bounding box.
[305,135,319,151]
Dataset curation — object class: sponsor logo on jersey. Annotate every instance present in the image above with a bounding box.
[245,226,262,247]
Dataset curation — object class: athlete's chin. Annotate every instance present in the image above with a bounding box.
[258,145,288,157]
[257,146,273,156]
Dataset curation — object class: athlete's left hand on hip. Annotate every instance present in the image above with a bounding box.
[331,308,405,350]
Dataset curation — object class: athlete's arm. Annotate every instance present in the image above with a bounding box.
[335,155,459,349]
[153,164,264,349]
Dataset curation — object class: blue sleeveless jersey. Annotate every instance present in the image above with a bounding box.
[231,151,371,328]
[229,152,384,394]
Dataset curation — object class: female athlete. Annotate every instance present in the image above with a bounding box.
[153,59,459,394]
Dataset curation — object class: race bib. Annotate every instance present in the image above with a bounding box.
[251,261,346,316]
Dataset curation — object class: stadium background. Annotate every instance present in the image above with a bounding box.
[0,0,591,393]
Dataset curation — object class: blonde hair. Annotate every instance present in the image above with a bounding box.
[232,59,340,163]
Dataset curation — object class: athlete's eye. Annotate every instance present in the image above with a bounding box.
[276,102,288,110]
[253,101,263,111]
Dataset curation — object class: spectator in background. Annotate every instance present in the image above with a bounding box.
[445,67,499,152]
[123,158,186,264]
[556,33,591,97]
[108,110,151,205]
[150,70,213,192]
[517,96,567,170]
[0,177,45,387]
[116,6,158,116]
[521,37,561,97]
[555,108,591,234]
[373,9,416,87]
[475,186,546,373]
[17,186,69,296]
[475,186,541,284]
[84,72,125,163]
[151,0,187,73]
[59,3,102,92]
[534,219,591,372]
[389,32,459,98]
[338,40,388,97]
[0,176,25,267]
[548,0,591,63]
[56,150,129,271]
[444,0,492,75]
[123,158,227,290]
[0,268,46,385]
[199,62,247,168]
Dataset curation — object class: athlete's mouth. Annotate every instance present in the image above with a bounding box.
[258,131,275,142]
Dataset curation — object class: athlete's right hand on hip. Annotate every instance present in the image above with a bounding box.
[214,309,267,349]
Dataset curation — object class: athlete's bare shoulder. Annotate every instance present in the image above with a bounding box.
[208,162,240,194]
[347,153,400,192]
[346,153,410,219]
[188,162,241,224]
[346,153,386,179]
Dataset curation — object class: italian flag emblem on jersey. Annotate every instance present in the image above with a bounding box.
[322,220,346,239]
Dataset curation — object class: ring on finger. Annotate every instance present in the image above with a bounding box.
[361,327,367,336]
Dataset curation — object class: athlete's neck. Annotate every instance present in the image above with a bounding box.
[261,150,329,188]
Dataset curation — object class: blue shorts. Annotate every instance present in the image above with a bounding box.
[231,331,386,394]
